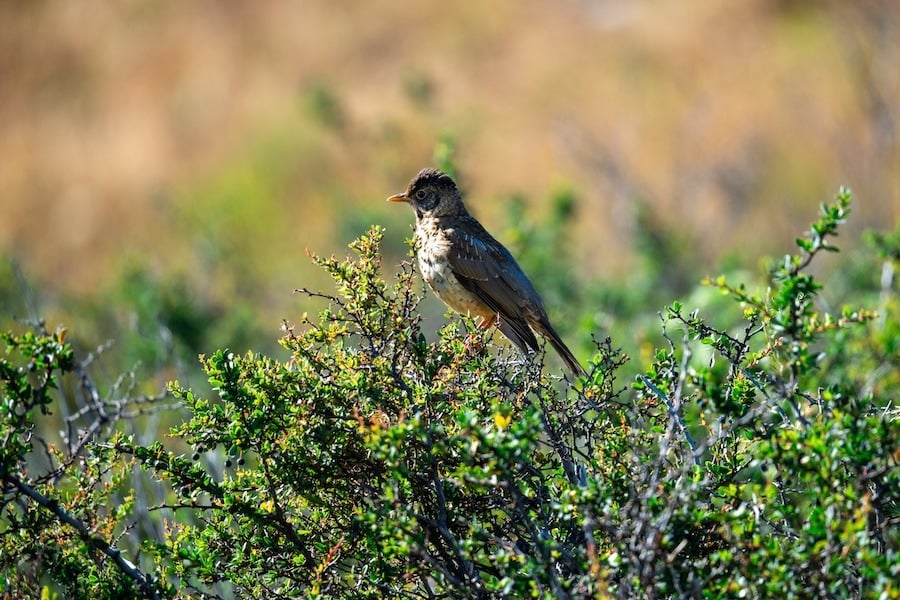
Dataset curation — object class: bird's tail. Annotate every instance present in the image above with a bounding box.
[538,322,586,378]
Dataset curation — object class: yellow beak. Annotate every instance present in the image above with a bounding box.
[386,193,408,203]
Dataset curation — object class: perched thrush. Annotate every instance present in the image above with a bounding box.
[388,167,586,377]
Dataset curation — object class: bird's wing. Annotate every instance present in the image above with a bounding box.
[445,218,540,352]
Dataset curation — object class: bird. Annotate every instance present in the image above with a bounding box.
[387,167,586,377]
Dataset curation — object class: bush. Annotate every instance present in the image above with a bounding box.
[2,189,897,598]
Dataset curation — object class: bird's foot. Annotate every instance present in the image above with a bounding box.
[463,334,485,356]
[463,313,497,355]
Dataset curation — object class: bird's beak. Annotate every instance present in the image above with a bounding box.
[386,193,408,203]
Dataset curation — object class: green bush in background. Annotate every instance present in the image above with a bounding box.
[1,189,897,598]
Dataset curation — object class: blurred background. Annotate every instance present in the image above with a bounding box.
[1,0,897,386]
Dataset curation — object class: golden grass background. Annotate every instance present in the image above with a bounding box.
[1,0,897,342]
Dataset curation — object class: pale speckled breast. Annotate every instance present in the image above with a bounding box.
[415,218,492,319]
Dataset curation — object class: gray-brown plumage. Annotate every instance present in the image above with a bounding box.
[388,167,586,377]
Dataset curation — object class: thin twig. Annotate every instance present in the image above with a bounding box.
[638,375,699,463]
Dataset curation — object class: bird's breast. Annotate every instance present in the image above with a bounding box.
[415,220,491,318]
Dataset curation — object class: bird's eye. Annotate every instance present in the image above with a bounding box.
[415,189,427,200]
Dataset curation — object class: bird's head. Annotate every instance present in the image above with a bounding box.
[387,167,467,219]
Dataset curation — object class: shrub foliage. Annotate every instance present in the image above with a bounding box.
[1,189,897,598]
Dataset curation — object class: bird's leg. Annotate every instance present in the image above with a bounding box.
[464,314,497,355]
[435,314,497,383]
[477,314,498,330]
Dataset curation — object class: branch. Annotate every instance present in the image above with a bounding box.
[638,375,699,463]
[2,469,162,600]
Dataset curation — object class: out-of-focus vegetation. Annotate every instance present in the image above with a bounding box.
[1,1,897,382]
